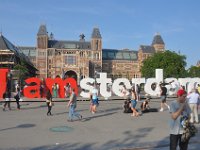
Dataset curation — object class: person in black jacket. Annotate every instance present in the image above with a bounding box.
[46,89,53,116]
[3,91,11,111]
[3,79,12,111]
[14,83,21,110]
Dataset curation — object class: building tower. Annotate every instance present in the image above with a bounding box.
[36,24,48,78]
[90,28,102,77]
[152,33,165,52]
[91,27,102,51]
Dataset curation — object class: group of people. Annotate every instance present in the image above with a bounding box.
[40,83,72,98]
[122,84,146,117]
[3,81,22,111]
[44,83,99,122]
[122,82,199,150]
[2,78,200,150]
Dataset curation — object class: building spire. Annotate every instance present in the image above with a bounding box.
[91,27,102,39]
[37,24,48,36]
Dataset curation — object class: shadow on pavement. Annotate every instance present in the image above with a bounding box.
[82,112,118,122]
[0,123,36,132]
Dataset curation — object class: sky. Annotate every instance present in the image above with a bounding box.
[0,0,200,68]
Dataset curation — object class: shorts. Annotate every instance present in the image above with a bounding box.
[131,100,137,108]
[161,96,166,103]
[92,98,99,106]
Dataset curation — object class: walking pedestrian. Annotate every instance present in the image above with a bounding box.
[46,89,53,116]
[3,91,11,111]
[90,84,99,114]
[67,88,82,121]
[159,83,170,112]
[187,89,200,124]
[14,83,20,110]
[169,89,191,150]
[130,87,139,117]
[3,78,11,111]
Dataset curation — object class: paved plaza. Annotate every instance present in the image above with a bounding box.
[0,97,200,150]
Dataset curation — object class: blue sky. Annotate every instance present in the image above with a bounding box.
[0,0,200,68]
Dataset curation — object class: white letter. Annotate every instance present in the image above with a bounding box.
[80,78,95,98]
[131,78,145,87]
[144,78,161,96]
[96,73,112,98]
[164,78,179,95]
[144,69,163,96]
[112,78,132,97]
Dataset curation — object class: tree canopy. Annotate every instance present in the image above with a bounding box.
[187,66,200,77]
[141,50,187,78]
[13,61,29,85]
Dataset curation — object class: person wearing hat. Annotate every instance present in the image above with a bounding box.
[169,89,191,150]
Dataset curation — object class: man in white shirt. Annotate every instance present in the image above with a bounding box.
[187,89,200,124]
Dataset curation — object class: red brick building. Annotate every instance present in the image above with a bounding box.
[19,25,165,82]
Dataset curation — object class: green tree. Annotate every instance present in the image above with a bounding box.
[13,61,29,85]
[141,50,187,78]
[187,66,200,77]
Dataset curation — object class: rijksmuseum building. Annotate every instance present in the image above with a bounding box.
[0,24,165,82]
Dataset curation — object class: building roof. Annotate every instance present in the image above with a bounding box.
[91,28,102,38]
[48,40,91,49]
[152,33,165,45]
[140,45,155,53]
[0,34,21,57]
[0,34,34,67]
[102,49,138,61]
[37,24,48,36]
[18,46,36,57]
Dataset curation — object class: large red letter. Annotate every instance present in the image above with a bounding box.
[23,77,41,98]
[0,69,9,99]
[45,77,78,98]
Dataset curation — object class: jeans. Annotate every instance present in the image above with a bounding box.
[69,104,81,120]
[170,134,189,150]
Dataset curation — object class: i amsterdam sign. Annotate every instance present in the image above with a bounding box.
[0,68,199,99]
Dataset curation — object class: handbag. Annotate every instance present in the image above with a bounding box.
[181,119,198,142]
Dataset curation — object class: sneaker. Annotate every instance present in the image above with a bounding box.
[160,108,164,112]
[79,115,83,120]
